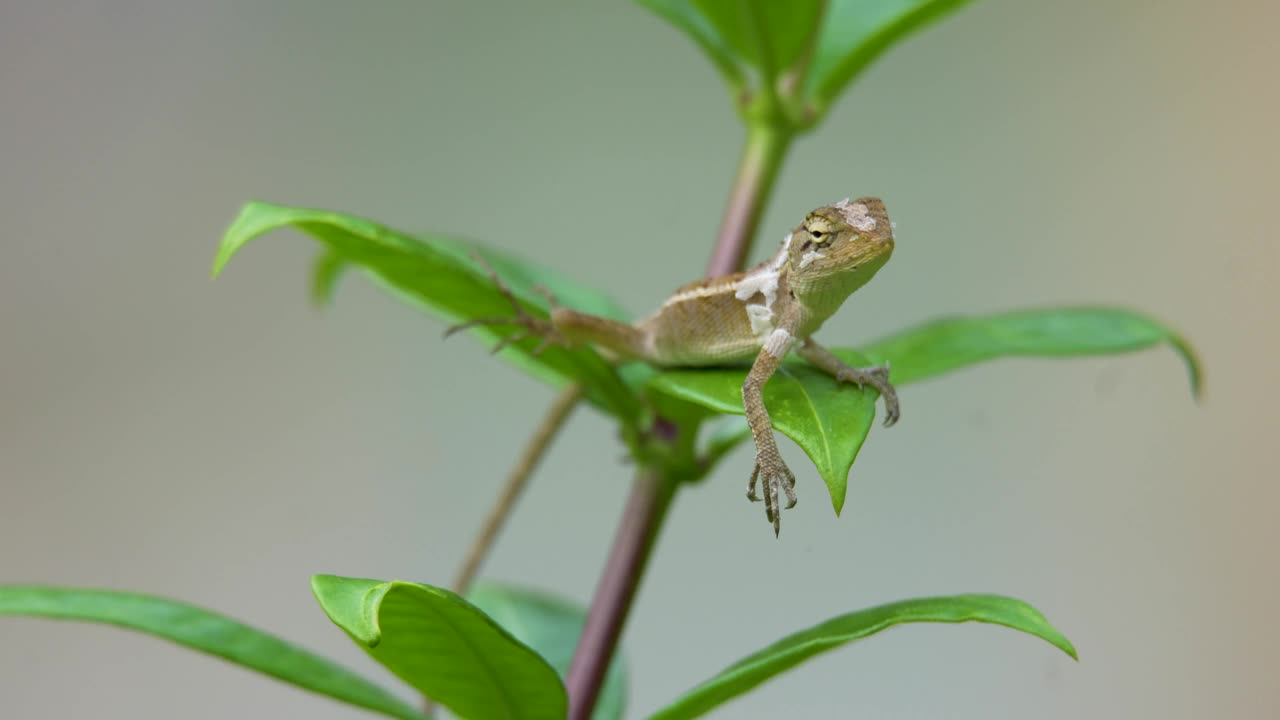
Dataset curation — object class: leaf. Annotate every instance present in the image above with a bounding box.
[215,201,641,422]
[649,594,1076,720]
[698,416,752,469]
[311,249,348,305]
[0,585,425,720]
[311,575,565,720]
[807,0,973,110]
[638,0,822,100]
[638,1,973,127]
[648,353,879,514]
[636,0,747,92]
[648,307,1199,515]
[468,583,626,720]
[857,307,1202,397]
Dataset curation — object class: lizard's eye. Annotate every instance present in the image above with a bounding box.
[810,230,825,242]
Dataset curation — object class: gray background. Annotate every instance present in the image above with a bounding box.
[2,1,1276,717]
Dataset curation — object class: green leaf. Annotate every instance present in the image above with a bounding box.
[311,575,565,720]
[215,201,641,422]
[311,249,348,305]
[697,416,752,470]
[857,307,1202,397]
[648,307,1198,515]
[648,353,879,514]
[468,583,626,720]
[638,0,821,106]
[807,0,973,110]
[637,0,747,92]
[0,585,425,720]
[649,594,1076,720]
[639,1,972,127]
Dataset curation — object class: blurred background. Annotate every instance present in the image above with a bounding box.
[2,0,1276,717]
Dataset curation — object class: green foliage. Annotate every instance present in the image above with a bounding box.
[311,575,566,720]
[217,203,1201,508]
[0,586,424,720]
[468,583,627,720]
[639,0,973,128]
[649,307,1199,512]
[649,594,1075,720]
[858,307,1202,395]
[651,351,878,513]
[215,201,641,424]
[0,3,1205,719]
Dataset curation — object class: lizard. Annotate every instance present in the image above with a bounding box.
[450,197,899,536]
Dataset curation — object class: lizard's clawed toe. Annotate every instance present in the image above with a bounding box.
[834,363,901,429]
[880,386,901,427]
[751,458,796,537]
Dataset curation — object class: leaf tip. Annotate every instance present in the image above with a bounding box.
[824,471,848,517]
[1063,640,1080,662]
[211,201,270,280]
[310,574,386,647]
[310,250,348,307]
[1169,333,1204,402]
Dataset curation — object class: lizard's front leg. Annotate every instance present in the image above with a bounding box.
[743,327,800,537]
[797,338,900,426]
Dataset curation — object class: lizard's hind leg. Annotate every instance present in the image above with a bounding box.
[444,253,565,356]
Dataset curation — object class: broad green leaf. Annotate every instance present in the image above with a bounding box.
[639,1,822,104]
[648,352,879,514]
[0,585,425,720]
[639,1,972,127]
[690,1,822,83]
[215,201,640,422]
[637,0,746,92]
[468,583,626,720]
[649,594,1076,720]
[807,0,973,110]
[648,307,1199,513]
[857,307,1202,396]
[311,575,565,720]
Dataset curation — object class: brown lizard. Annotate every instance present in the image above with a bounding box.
[453,197,898,536]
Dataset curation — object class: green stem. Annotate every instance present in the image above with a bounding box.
[564,122,793,719]
[706,123,792,277]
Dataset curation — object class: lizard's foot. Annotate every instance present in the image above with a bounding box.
[747,457,796,537]
[444,253,565,356]
[836,364,900,427]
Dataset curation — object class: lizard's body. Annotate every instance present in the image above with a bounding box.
[462,197,899,535]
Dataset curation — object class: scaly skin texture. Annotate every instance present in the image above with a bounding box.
[459,198,899,535]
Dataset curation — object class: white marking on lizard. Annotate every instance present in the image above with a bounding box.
[745,304,774,337]
[734,233,790,306]
[734,270,779,307]
[763,328,794,358]
[660,234,793,310]
[799,249,825,269]
[835,198,877,232]
[733,232,792,340]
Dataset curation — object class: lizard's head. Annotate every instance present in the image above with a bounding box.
[789,197,894,286]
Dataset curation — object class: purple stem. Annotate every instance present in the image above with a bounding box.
[564,467,674,719]
[563,123,792,720]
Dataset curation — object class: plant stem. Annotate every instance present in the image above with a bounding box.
[706,123,792,277]
[565,120,790,719]
[565,465,675,720]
